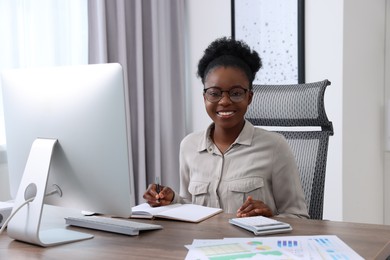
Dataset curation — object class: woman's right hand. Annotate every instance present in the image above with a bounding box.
[143,184,175,207]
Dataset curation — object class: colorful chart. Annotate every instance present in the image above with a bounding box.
[277,240,299,248]
[186,235,364,260]
[310,237,352,259]
[247,241,272,250]
[197,243,249,256]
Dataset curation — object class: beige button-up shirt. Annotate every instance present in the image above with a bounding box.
[172,120,309,218]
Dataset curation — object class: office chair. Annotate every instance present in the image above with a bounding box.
[245,79,333,220]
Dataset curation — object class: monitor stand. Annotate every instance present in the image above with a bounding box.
[7,138,93,247]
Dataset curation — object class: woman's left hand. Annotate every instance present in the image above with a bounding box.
[236,196,273,218]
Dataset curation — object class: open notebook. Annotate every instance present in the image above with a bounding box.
[131,203,223,223]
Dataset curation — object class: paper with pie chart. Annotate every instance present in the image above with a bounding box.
[185,235,364,259]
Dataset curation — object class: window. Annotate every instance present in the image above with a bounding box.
[0,0,88,145]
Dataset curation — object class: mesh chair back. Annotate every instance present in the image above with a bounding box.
[246,80,333,219]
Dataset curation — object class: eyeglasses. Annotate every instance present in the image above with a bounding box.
[203,86,249,103]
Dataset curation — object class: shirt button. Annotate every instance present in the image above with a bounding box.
[207,147,213,153]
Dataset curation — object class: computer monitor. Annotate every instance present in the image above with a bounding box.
[0,63,135,246]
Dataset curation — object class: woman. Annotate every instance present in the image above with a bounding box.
[143,37,309,218]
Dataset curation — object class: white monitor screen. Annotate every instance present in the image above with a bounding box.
[1,63,135,218]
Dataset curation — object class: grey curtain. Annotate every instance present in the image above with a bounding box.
[87,0,186,204]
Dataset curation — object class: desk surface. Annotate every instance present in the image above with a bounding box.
[1,211,390,259]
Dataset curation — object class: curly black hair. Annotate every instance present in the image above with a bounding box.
[197,37,262,88]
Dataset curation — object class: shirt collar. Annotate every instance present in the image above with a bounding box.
[197,120,255,152]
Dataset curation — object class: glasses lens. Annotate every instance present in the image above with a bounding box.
[229,87,246,102]
[204,87,248,103]
[205,88,222,102]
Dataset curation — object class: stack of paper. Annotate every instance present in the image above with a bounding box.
[185,235,363,259]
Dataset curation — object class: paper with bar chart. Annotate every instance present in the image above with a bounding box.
[185,235,363,260]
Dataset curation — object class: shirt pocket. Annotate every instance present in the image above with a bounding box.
[227,177,264,212]
[188,181,210,206]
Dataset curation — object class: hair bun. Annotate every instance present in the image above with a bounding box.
[197,37,262,85]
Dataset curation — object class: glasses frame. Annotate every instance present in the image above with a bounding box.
[203,86,250,103]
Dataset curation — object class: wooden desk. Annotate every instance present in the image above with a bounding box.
[1,212,390,259]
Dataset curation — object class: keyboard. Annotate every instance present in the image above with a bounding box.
[229,216,292,235]
[65,216,163,236]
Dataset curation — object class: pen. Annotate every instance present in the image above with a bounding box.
[155,176,160,202]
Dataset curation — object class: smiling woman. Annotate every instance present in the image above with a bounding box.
[202,66,252,145]
[143,37,309,219]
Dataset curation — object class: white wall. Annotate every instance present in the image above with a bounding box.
[385,0,390,225]
[187,0,388,224]
[185,0,231,132]
[305,1,344,221]
[342,0,385,224]
[306,0,386,224]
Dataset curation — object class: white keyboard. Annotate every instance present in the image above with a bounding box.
[65,216,163,236]
[229,216,292,235]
